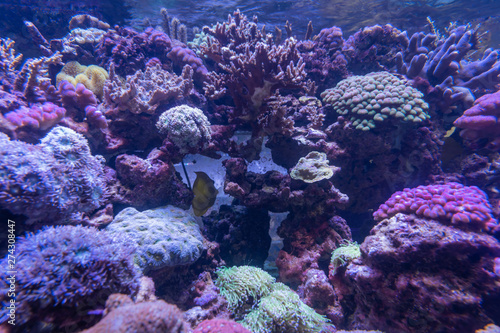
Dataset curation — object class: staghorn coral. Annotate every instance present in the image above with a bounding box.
[0,225,141,329]
[290,151,340,183]
[373,182,498,233]
[106,205,205,273]
[321,71,430,131]
[453,90,500,150]
[104,63,194,115]
[156,104,211,154]
[0,127,108,224]
[396,25,500,112]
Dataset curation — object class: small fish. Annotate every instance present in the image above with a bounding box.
[192,171,219,216]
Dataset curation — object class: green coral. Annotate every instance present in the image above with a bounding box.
[330,241,361,275]
[215,266,331,333]
[242,285,329,333]
[321,71,430,131]
[215,265,275,311]
[290,151,340,183]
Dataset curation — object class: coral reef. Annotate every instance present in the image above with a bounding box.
[0,225,141,330]
[332,213,500,333]
[0,126,107,224]
[156,104,211,154]
[106,205,205,272]
[454,90,500,150]
[321,71,430,131]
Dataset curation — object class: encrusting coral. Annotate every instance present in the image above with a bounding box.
[290,151,340,183]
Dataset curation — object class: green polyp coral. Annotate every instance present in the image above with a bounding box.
[241,283,330,333]
[215,265,275,311]
[215,266,332,333]
[290,151,340,183]
[321,71,430,131]
[330,240,361,275]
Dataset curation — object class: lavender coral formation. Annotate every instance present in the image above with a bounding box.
[82,295,190,333]
[0,126,107,223]
[454,90,500,150]
[4,102,65,130]
[321,71,430,131]
[106,205,205,272]
[156,104,212,154]
[373,182,498,233]
[332,213,500,333]
[0,225,141,329]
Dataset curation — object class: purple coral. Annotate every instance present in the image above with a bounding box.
[454,90,500,150]
[4,102,65,130]
[0,225,141,328]
[0,126,108,223]
[373,182,498,233]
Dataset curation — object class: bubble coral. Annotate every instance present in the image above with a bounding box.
[106,205,205,272]
[156,104,212,153]
[373,182,498,233]
[321,71,429,131]
[0,225,141,327]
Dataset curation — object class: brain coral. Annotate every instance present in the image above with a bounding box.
[373,182,498,233]
[0,225,141,327]
[106,205,205,272]
[156,104,212,153]
[56,61,109,100]
[321,71,429,130]
[0,126,107,223]
[290,151,340,183]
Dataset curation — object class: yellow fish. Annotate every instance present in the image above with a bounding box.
[192,171,218,216]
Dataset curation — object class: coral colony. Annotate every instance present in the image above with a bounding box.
[0,8,500,333]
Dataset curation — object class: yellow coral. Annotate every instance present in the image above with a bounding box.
[56,61,108,100]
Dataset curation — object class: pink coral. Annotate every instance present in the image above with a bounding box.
[193,319,251,333]
[454,90,500,150]
[373,182,498,233]
[4,102,65,130]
